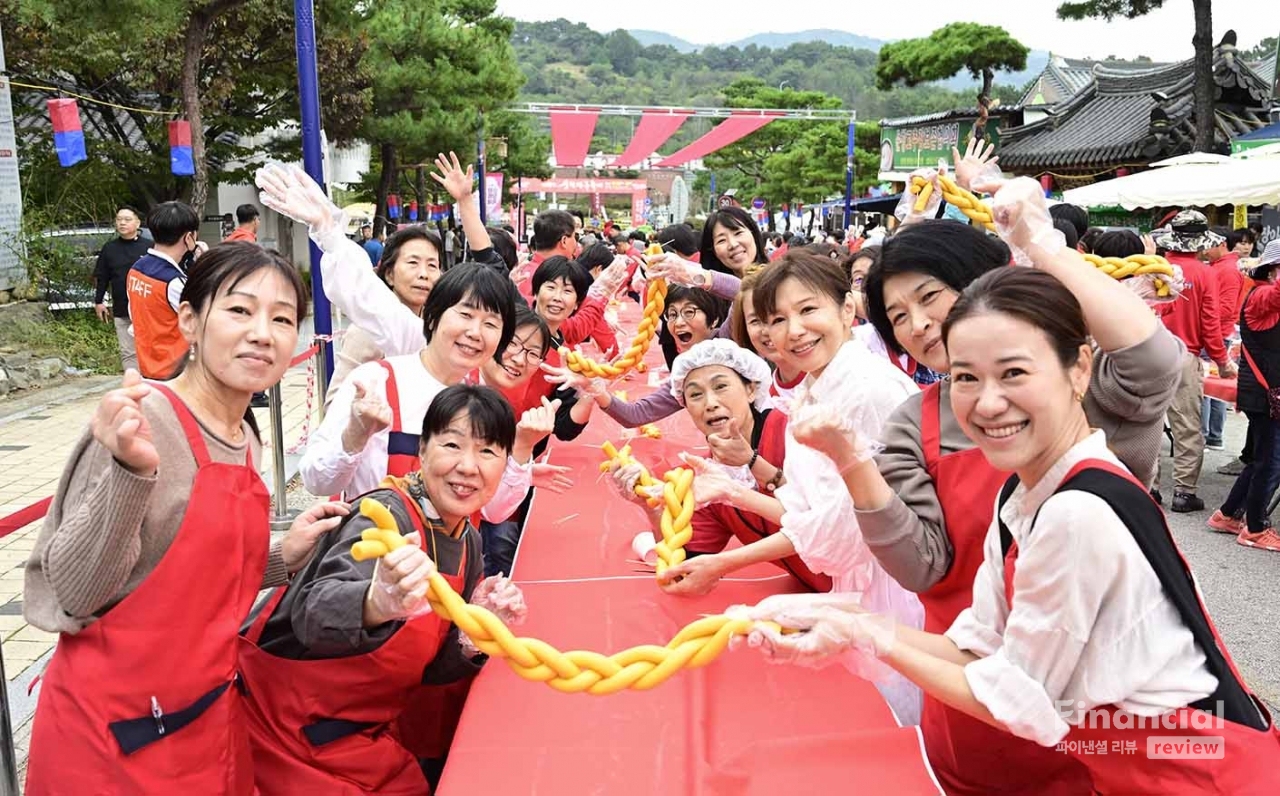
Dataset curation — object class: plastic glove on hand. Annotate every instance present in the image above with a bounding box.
[645,254,706,287]
[950,137,1001,192]
[972,175,1065,267]
[366,531,437,622]
[470,574,527,626]
[588,257,630,300]
[726,593,896,669]
[789,401,883,473]
[255,163,346,239]
[898,163,946,225]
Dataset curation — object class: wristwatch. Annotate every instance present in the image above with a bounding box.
[697,270,713,289]
[764,468,785,492]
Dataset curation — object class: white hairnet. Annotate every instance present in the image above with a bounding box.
[669,339,774,409]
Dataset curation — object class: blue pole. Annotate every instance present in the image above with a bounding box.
[844,116,855,231]
[295,0,333,376]
[477,111,487,225]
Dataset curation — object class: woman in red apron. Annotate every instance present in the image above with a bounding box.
[22,244,347,794]
[795,179,1180,792]
[239,384,528,794]
[743,267,1280,794]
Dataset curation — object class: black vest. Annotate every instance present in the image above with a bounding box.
[1236,287,1280,416]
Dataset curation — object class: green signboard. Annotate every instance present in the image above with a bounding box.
[1232,137,1280,154]
[879,119,1004,172]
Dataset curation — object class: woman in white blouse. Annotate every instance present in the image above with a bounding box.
[736,267,1280,794]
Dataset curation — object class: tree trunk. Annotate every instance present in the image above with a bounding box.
[375,142,397,238]
[181,11,213,215]
[1190,0,1216,152]
[973,68,994,143]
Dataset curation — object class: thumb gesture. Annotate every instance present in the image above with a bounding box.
[92,369,159,475]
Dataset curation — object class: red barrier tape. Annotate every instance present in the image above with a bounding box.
[288,344,320,370]
[0,496,53,540]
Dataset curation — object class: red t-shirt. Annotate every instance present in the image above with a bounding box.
[1159,253,1227,363]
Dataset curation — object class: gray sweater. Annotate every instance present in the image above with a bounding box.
[858,325,1185,592]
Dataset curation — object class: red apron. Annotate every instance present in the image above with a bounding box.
[915,382,1091,795]
[238,485,468,794]
[26,382,268,795]
[1002,459,1280,795]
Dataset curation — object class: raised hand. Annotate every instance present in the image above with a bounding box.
[342,379,393,454]
[92,369,159,476]
[255,163,345,236]
[645,253,709,288]
[705,417,753,467]
[429,151,474,203]
[514,397,562,461]
[951,137,1000,192]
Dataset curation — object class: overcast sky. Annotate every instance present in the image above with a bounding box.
[496,0,1279,61]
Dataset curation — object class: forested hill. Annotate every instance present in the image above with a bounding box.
[510,19,1042,123]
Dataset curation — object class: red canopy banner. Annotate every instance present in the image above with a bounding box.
[654,112,784,168]
[612,110,693,168]
[549,107,600,168]
[511,177,646,194]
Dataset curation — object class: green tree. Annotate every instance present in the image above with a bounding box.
[4,0,369,216]
[360,0,523,235]
[1056,1,1215,152]
[605,30,642,76]
[1242,35,1277,63]
[875,22,1029,141]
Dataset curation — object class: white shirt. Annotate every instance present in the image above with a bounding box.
[946,431,1217,747]
[299,354,532,521]
[853,323,911,374]
[315,227,423,358]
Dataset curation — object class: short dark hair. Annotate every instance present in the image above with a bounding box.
[576,242,616,272]
[1091,230,1144,259]
[1226,228,1250,251]
[943,267,1087,369]
[700,208,768,274]
[531,256,592,314]
[864,221,1010,356]
[376,227,442,283]
[1048,204,1089,239]
[420,384,516,456]
[1078,227,1105,254]
[147,201,200,245]
[829,229,845,243]
[629,230,648,243]
[235,204,260,224]
[752,250,852,321]
[532,210,577,252]
[1053,218,1080,250]
[657,223,699,257]
[486,227,518,270]
[421,263,516,361]
[658,285,732,368]
[844,246,881,287]
[116,205,141,220]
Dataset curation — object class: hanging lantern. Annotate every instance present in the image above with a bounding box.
[168,120,194,176]
[387,193,400,220]
[408,200,419,222]
[1115,167,1130,178]
[1039,174,1054,196]
[47,99,86,167]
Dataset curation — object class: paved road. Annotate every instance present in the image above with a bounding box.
[1160,409,1280,712]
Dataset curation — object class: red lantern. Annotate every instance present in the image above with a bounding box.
[1039,174,1054,193]
[1115,167,1130,178]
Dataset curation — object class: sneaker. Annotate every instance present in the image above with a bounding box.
[1205,439,1225,451]
[1171,491,1205,513]
[1217,458,1246,476]
[1149,488,1163,506]
[1236,528,1280,552]
[1207,510,1245,534]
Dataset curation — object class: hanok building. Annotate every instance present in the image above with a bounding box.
[998,38,1275,199]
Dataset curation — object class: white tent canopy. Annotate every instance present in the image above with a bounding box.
[1062,156,1280,210]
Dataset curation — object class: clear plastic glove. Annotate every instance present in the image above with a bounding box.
[531,462,574,494]
[255,163,346,243]
[539,363,607,397]
[678,452,747,508]
[725,592,896,669]
[587,256,630,301]
[629,266,647,296]
[950,137,1002,192]
[645,253,710,288]
[972,175,1065,268]
[789,401,884,474]
[365,532,437,624]
[470,574,527,625]
[342,378,393,455]
[605,459,650,506]
[895,162,947,226]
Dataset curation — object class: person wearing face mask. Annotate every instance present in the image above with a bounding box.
[126,200,207,379]
[607,339,831,595]
[23,244,348,794]
[239,384,528,794]
[324,226,446,409]
[700,208,770,276]
[94,205,151,372]
[838,179,1182,795]
[737,267,1280,796]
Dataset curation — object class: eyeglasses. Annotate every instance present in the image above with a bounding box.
[505,337,545,364]
[664,307,704,324]
[850,273,866,289]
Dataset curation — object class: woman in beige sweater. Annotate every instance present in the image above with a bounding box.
[23,243,347,794]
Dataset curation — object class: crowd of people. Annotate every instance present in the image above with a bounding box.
[24,142,1280,793]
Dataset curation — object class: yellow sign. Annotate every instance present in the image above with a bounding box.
[1234,205,1248,229]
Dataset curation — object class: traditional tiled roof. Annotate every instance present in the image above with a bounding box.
[1000,44,1272,171]
[878,106,1023,128]
[1018,57,1174,108]
[1250,57,1276,88]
